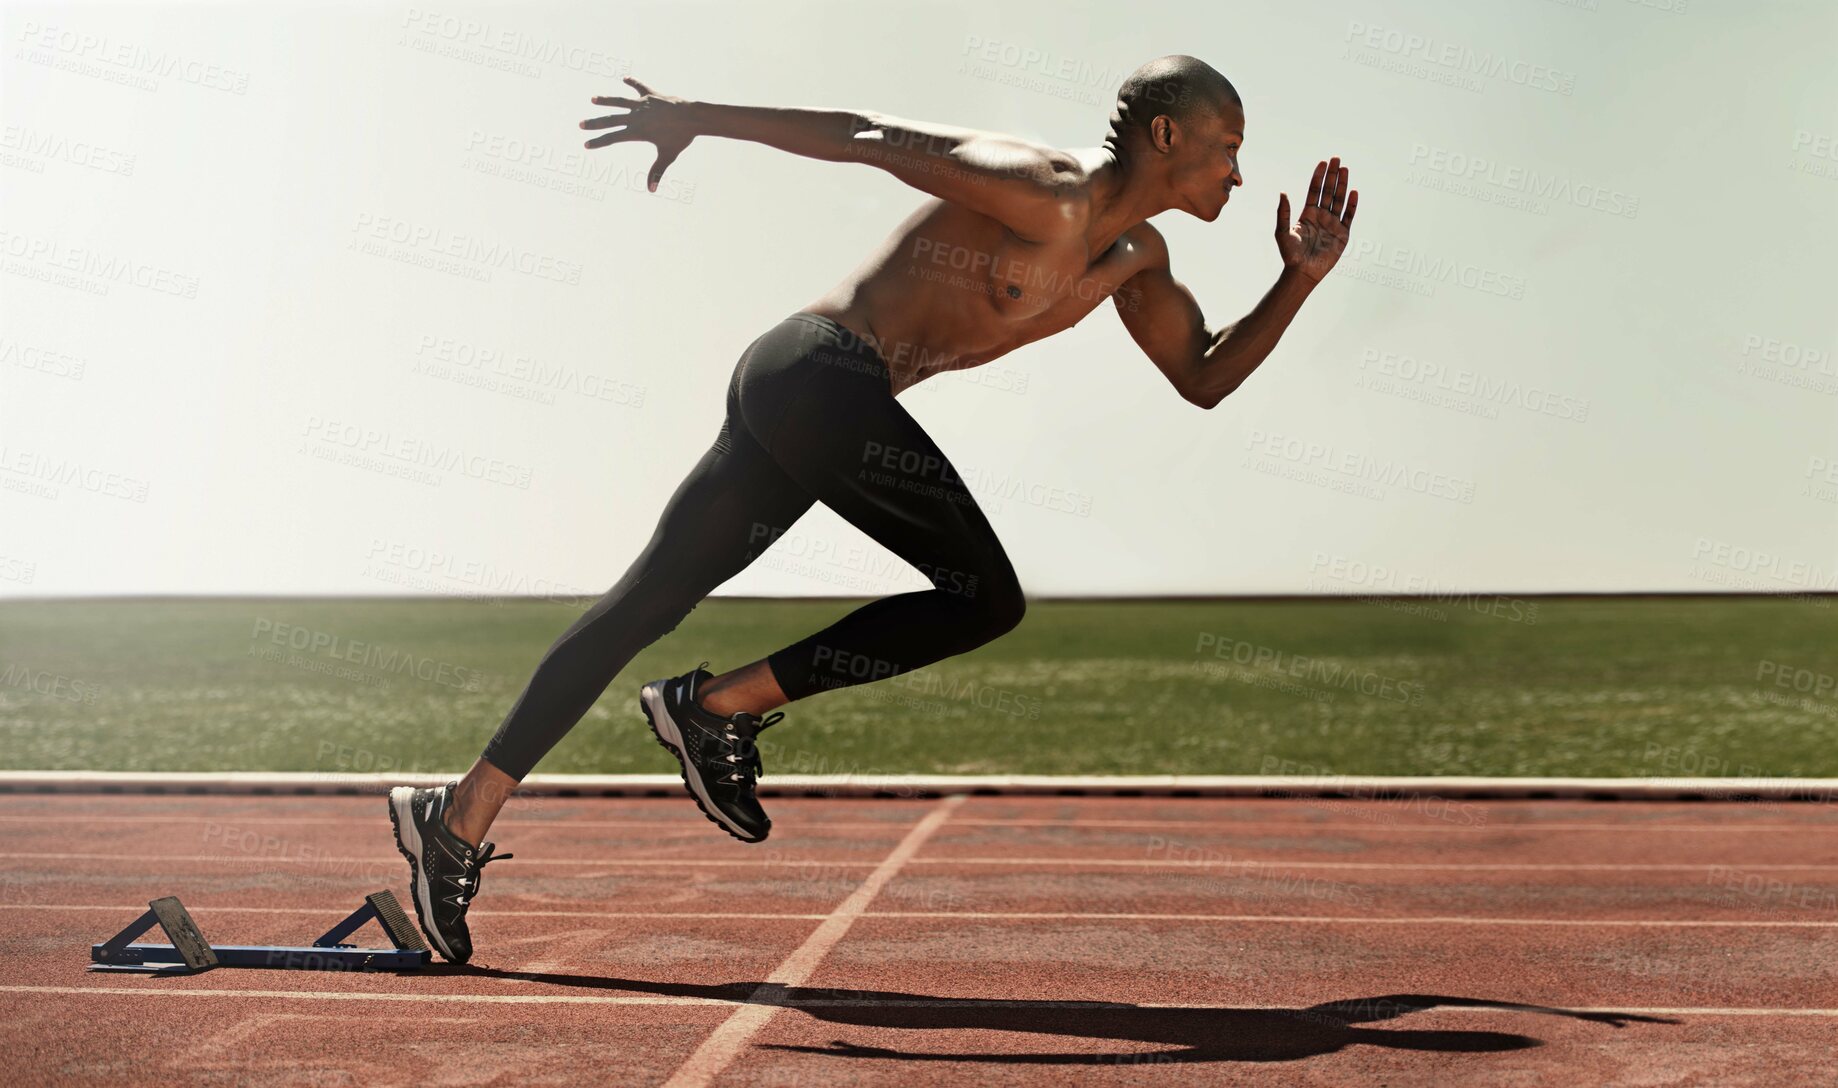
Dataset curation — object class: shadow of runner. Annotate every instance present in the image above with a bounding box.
[440,967,1679,1065]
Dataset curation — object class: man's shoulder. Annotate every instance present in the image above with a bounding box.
[1112,221,1171,272]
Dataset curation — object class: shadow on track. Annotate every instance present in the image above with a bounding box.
[440,967,1679,1065]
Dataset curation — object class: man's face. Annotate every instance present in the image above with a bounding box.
[1165,101,1245,222]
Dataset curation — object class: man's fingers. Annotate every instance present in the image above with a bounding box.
[648,146,681,191]
[1305,161,1326,208]
[584,128,631,150]
[579,113,630,131]
[1341,189,1359,229]
[623,75,655,96]
[1320,157,1341,209]
[591,95,640,108]
[1276,192,1290,235]
[1330,165,1349,214]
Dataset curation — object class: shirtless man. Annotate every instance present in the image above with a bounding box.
[389,55,1358,962]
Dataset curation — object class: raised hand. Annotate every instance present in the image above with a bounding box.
[1276,157,1359,281]
[579,77,694,192]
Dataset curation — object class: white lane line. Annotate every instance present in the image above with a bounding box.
[9,852,1838,873]
[909,858,1838,872]
[13,813,1836,832]
[0,985,736,1006]
[0,853,879,867]
[8,904,1831,927]
[949,819,1838,833]
[7,815,1837,838]
[0,816,903,831]
[660,794,966,1088]
[865,912,1838,928]
[2,987,1836,1018]
[0,904,830,919]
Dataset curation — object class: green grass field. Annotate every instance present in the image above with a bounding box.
[1,596,1832,777]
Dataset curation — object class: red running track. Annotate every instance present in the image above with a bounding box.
[2,792,1835,1085]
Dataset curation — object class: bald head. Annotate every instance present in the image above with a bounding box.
[1104,56,1246,222]
[1108,55,1241,147]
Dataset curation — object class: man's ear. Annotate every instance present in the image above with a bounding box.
[1149,115,1176,153]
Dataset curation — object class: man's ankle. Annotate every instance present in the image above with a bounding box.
[441,808,482,849]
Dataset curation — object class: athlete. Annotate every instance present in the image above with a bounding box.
[390,55,1359,962]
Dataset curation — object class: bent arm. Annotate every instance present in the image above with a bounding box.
[686,102,1082,240]
[1115,227,1317,409]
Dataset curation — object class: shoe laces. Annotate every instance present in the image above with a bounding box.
[452,841,513,908]
[720,710,784,788]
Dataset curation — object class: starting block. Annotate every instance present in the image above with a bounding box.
[90,890,429,974]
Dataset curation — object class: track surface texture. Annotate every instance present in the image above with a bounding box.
[3,792,1835,1085]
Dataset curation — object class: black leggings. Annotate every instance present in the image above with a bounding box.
[481,312,1026,780]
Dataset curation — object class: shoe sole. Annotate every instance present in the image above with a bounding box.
[640,678,768,844]
[387,787,464,963]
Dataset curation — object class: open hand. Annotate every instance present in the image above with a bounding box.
[1276,158,1358,281]
[579,77,694,192]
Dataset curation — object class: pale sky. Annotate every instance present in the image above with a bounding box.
[4,0,1836,599]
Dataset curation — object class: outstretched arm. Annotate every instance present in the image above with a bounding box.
[1116,159,1359,409]
[580,77,1083,242]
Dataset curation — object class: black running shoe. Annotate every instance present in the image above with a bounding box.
[387,782,513,963]
[639,663,784,843]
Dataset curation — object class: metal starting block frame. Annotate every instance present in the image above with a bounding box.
[90,890,430,974]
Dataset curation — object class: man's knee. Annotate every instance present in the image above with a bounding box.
[969,567,1026,640]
